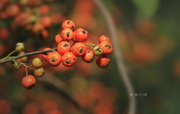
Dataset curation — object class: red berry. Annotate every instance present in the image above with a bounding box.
[99,35,110,43]
[41,29,49,39]
[54,34,63,44]
[47,52,61,66]
[41,16,51,28]
[62,20,75,30]
[62,52,76,67]
[40,5,49,15]
[96,56,110,68]
[6,4,20,17]
[0,27,9,40]
[83,50,95,63]
[32,22,44,34]
[22,75,36,89]
[72,42,87,57]
[57,41,71,55]
[61,28,74,41]
[99,41,113,55]
[74,28,88,42]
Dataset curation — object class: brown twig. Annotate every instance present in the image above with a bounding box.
[0,49,55,64]
[94,0,136,114]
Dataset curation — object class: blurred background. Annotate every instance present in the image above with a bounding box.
[0,0,180,114]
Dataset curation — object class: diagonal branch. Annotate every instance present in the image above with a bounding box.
[94,0,136,114]
[0,49,55,64]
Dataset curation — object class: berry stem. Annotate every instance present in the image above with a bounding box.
[1,50,16,60]
[25,67,28,76]
[18,61,35,71]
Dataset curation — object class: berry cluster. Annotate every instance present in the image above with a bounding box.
[1,20,113,89]
[41,20,113,68]
[9,42,45,89]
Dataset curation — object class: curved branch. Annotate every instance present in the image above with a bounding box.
[94,0,136,114]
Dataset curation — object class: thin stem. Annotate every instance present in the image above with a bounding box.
[94,0,136,114]
[25,67,28,76]
[18,62,35,71]
[0,49,55,64]
[1,50,16,60]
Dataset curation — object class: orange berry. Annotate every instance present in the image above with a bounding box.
[47,52,61,66]
[99,41,113,55]
[22,75,36,89]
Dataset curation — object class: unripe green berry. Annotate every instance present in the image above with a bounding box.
[32,57,42,68]
[34,67,45,77]
[93,45,103,56]
[15,42,25,52]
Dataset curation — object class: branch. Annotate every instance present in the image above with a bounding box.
[0,49,55,64]
[94,0,136,114]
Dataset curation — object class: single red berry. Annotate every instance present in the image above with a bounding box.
[0,11,9,20]
[54,34,63,44]
[0,27,9,40]
[99,35,110,43]
[40,5,49,15]
[6,4,20,17]
[22,75,36,89]
[96,56,110,68]
[62,20,75,30]
[83,50,95,63]
[61,28,74,41]
[47,52,61,66]
[74,28,88,42]
[62,52,76,67]
[41,29,49,39]
[32,22,44,34]
[99,41,113,55]
[57,41,71,55]
[72,42,87,57]
[41,16,51,28]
